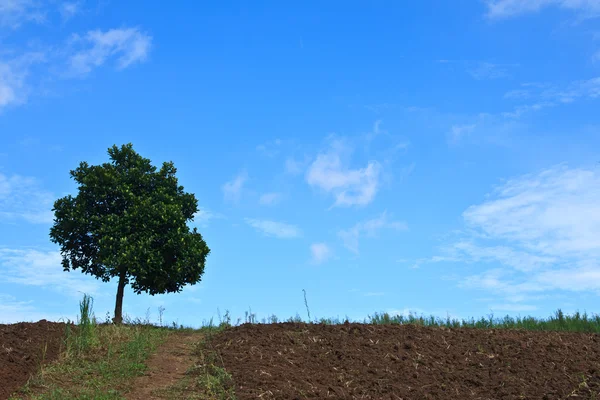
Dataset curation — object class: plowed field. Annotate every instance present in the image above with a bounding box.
[208,322,600,399]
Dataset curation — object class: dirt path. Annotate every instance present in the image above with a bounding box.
[125,332,201,400]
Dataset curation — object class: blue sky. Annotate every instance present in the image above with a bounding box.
[1,0,600,327]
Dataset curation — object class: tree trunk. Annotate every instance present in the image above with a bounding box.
[113,270,127,324]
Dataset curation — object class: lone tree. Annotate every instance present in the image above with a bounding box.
[49,143,210,324]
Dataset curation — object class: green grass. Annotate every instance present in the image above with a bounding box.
[362,308,600,333]
[11,294,171,400]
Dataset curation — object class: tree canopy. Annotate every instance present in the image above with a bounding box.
[49,143,210,323]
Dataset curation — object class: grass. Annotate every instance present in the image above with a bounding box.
[10,291,600,399]
[10,294,172,400]
[362,308,600,333]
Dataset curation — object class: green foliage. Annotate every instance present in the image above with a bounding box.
[49,144,210,321]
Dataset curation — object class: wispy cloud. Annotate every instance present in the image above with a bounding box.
[222,171,247,203]
[256,139,283,157]
[245,218,302,238]
[0,61,21,108]
[0,173,55,224]
[1,9,151,110]
[306,137,381,207]
[259,192,282,206]
[467,62,511,80]
[485,0,600,19]
[285,155,311,176]
[462,164,600,257]
[0,0,45,28]
[0,0,84,29]
[366,120,384,141]
[0,52,45,110]
[502,77,600,118]
[310,243,332,264]
[363,103,403,114]
[191,207,223,227]
[0,248,101,296]
[59,1,81,21]
[339,211,408,254]
[285,158,303,175]
[68,28,152,76]
[448,124,476,144]
[437,60,517,80]
[424,164,600,306]
[504,89,531,100]
[0,293,73,323]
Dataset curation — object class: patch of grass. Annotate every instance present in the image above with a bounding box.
[363,308,600,333]
[11,295,170,400]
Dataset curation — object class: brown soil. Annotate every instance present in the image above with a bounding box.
[125,332,200,400]
[208,322,600,399]
[0,320,67,400]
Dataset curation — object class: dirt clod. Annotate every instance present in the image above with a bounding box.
[0,320,67,400]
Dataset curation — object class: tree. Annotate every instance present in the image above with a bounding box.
[49,143,210,324]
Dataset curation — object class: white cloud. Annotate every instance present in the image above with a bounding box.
[504,89,531,100]
[245,218,301,238]
[69,28,152,76]
[0,0,45,28]
[364,291,385,297]
[0,53,44,110]
[191,207,223,227]
[306,137,381,207]
[0,173,55,223]
[285,158,303,175]
[501,77,600,118]
[535,266,600,291]
[0,248,101,296]
[501,102,555,118]
[448,124,476,144]
[365,120,386,141]
[426,164,600,304]
[467,62,510,80]
[445,241,558,272]
[310,243,331,264]
[437,60,516,80]
[0,293,74,323]
[259,192,282,206]
[256,139,282,157]
[0,9,149,111]
[59,1,80,21]
[486,0,600,19]
[285,156,311,176]
[222,171,247,203]
[462,164,600,257]
[339,211,408,254]
[0,62,21,108]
